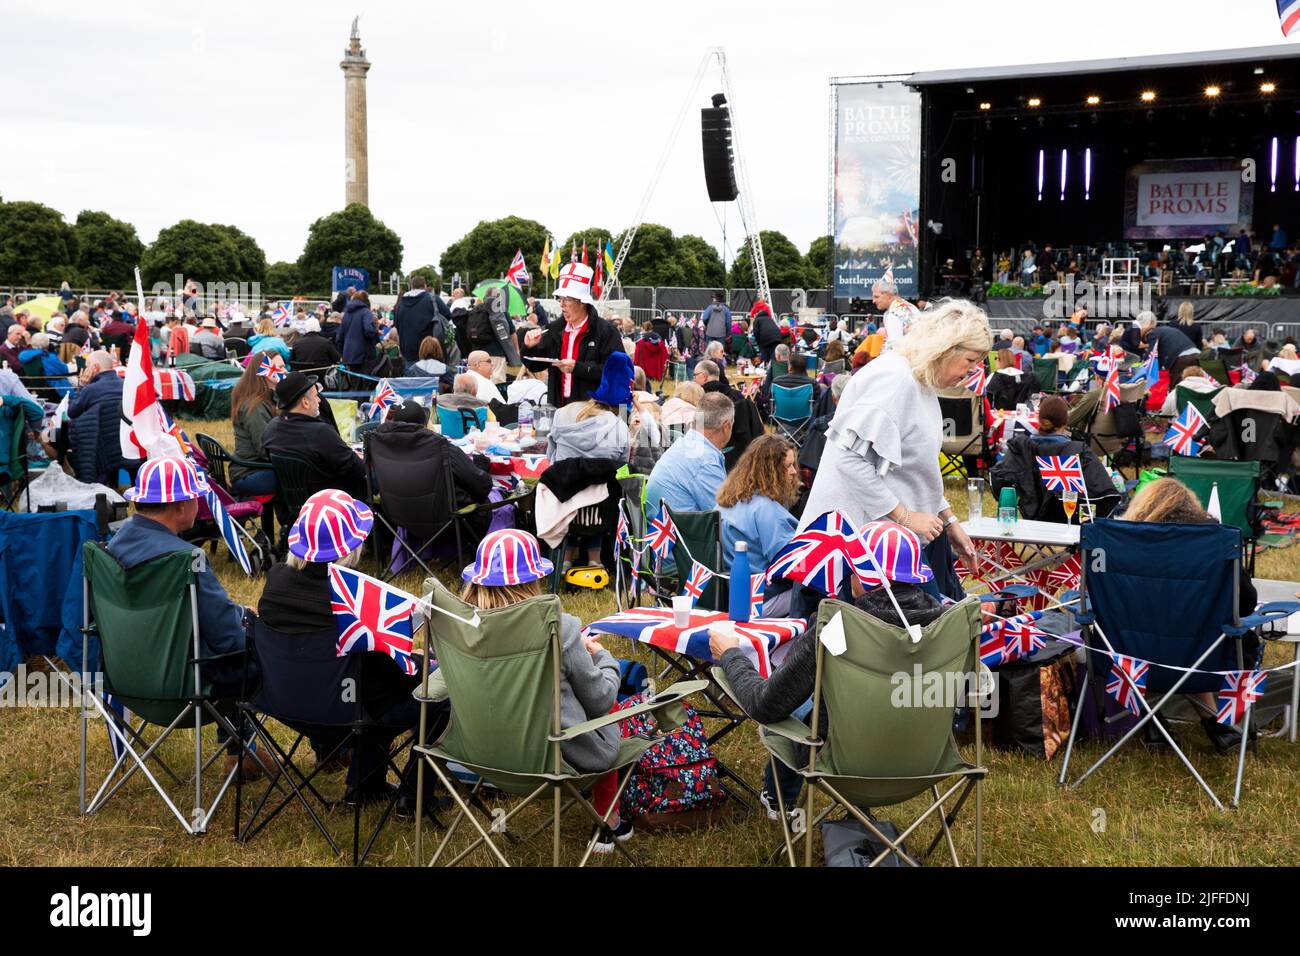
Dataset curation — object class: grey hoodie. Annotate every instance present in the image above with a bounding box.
[547,405,629,463]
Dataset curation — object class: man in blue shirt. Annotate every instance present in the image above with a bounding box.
[107,456,267,776]
[644,392,733,514]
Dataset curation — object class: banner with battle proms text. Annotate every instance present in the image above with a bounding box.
[1123,158,1253,240]
[832,81,922,299]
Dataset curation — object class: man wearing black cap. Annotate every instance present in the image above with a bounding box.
[260,370,367,499]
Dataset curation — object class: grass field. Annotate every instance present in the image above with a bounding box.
[3,401,1299,868]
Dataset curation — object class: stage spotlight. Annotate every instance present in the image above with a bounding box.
[1086,95,1101,106]
[979,101,992,110]
[1204,85,1220,98]
[1140,90,1156,102]
[965,86,975,94]
[1028,97,1042,107]
[1261,82,1276,94]
[1255,67,1266,75]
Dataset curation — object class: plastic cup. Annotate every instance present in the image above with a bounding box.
[672,595,692,628]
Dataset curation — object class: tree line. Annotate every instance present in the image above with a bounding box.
[0,196,831,297]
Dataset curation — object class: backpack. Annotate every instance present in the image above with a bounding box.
[615,691,725,820]
[467,307,495,347]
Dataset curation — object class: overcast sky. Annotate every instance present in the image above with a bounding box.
[3,1,1290,274]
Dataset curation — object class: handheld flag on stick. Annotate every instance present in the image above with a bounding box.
[1035,454,1086,494]
[1162,403,1207,456]
[330,565,419,675]
[369,379,400,421]
[506,249,530,288]
[962,363,986,395]
[1101,364,1122,413]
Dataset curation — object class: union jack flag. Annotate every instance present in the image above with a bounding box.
[585,606,804,679]
[510,454,550,480]
[203,484,254,575]
[681,561,714,604]
[328,564,418,676]
[271,303,292,328]
[979,627,1006,667]
[1240,363,1257,386]
[369,379,400,421]
[962,363,986,395]
[506,249,530,288]
[749,572,765,618]
[1043,552,1082,592]
[1217,670,1266,725]
[1162,403,1207,457]
[616,507,631,548]
[1280,0,1300,38]
[766,510,862,595]
[1001,616,1047,661]
[256,353,286,383]
[1106,653,1148,716]
[1035,454,1087,494]
[1101,364,1122,413]
[647,510,677,561]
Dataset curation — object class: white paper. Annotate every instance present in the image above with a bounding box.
[819,611,847,657]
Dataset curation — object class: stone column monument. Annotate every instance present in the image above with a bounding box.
[340,17,371,207]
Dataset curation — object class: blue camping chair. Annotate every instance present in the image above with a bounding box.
[771,383,814,446]
[1058,519,1298,809]
[436,405,487,440]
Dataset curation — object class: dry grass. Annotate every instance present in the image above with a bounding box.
[3,396,1300,867]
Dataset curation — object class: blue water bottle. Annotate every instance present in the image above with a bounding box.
[729,541,751,622]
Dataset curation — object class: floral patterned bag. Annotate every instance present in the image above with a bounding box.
[615,692,725,819]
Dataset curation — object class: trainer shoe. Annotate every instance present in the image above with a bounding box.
[760,789,801,823]
[591,818,634,854]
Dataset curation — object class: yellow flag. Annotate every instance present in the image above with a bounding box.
[549,239,561,279]
[539,236,551,277]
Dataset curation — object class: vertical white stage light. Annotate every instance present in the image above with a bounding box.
[1060,148,1068,200]
[1271,137,1278,193]
[1294,136,1299,192]
[1085,148,1092,200]
[1037,149,1044,202]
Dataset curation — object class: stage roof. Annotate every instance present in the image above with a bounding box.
[831,43,1300,88]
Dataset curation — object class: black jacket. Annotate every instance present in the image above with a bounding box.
[261,411,367,498]
[521,312,623,407]
[989,435,1123,522]
[752,312,783,350]
[394,290,452,363]
[986,370,1037,411]
[68,375,130,485]
[289,332,341,374]
[368,419,492,513]
[538,456,623,503]
[702,378,762,470]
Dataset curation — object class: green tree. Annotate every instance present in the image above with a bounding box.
[674,234,726,289]
[264,261,301,295]
[407,264,441,289]
[0,200,78,287]
[140,219,247,288]
[804,235,833,291]
[213,223,267,284]
[297,203,403,295]
[727,230,807,289]
[72,210,144,289]
[558,227,612,266]
[439,216,548,289]
[609,223,688,287]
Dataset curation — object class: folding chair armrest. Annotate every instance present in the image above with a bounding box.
[758,715,823,747]
[550,679,708,741]
[1228,602,1300,636]
[457,491,531,516]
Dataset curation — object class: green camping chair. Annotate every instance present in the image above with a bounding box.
[730,331,753,359]
[411,580,705,866]
[1169,456,1262,572]
[662,501,727,611]
[1200,356,1230,387]
[1032,357,1059,394]
[1,397,44,511]
[714,597,988,867]
[79,543,248,835]
[1173,383,1224,423]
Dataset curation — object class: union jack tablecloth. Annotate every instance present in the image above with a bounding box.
[585,607,806,679]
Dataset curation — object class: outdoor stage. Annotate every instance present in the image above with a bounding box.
[832,43,1300,327]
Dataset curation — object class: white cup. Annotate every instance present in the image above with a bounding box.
[672,595,692,628]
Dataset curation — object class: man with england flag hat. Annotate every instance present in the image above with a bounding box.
[520,261,622,407]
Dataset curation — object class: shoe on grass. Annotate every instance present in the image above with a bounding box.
[591,817,634,854]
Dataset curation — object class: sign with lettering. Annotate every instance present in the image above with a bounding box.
[1123,159,1252,239]
[832,81,922,298]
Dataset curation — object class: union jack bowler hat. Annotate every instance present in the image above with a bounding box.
[553,262,595,306]
[287,489,374,562]
[856,520,934,587]
[462,529,554,586]
[124,456,210,504]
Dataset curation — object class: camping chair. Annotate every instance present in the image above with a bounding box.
[615,473,672,609]
[79,543,248,835]
[436,405,487,439]
[546,493,619,594]
[820,358,846,377]
[411,580,706,866]
[19,354,57,401]
[235,620,422,866]
[1201,356,1230,386]
[194,433,276,545]
[938,387,986,478]
[771,383,814,446]
[714,597,988,866]
[1174,383,1224,423]
[1058,519,1296,808]
[268,451,340,536]
[1,398,41,511]
[1082,381,1148,478]
[1032,357,1059,394]
[365,429,525,579]
[730,331,753,359]
[224,338,250,359]
[1169,457,1263,574]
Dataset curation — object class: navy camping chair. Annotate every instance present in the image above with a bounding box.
[771,383,814,446]
[1058,519,1298,809]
